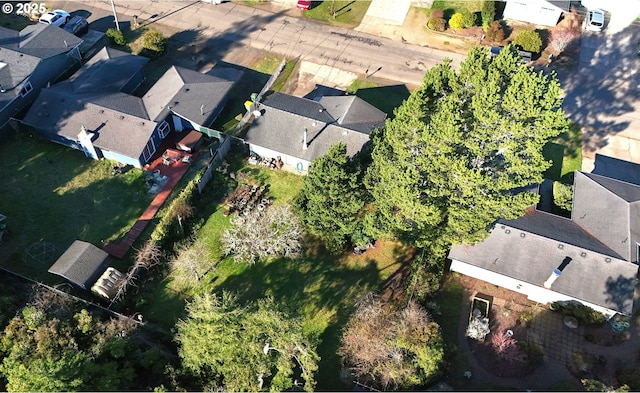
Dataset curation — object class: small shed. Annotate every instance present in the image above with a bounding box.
[48,240,109,290]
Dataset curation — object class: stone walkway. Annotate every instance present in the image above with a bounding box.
[528,310,585,364]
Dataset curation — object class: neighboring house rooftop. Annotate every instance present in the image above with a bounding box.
[245,92,386,163]
[449,218,636,315]
[0,24,81,108]
[143,65,242,125]
[449,159,640,315]
[48,240,110,290]
[68,46,148,94]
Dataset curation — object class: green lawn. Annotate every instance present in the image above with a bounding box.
[433,273,469,388]
[141,162,407,389]
[0,133,152,282]
[347,79,411,119]
[543,123,582,183]
[430,0,484,18]
[303,1,371,28]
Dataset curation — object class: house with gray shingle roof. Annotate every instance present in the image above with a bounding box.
[22,47,240,167]
[449,156,640,317]
[48,240,110,290]
[244,92,386,172]
[0,23,82,137]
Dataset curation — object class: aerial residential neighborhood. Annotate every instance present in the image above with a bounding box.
[0,0,639,391]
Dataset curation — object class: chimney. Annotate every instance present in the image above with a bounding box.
[543,268,562,289]
[302,128,308,150]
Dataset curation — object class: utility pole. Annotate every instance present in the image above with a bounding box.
[110,0,120,31]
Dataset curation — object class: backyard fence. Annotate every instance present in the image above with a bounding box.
[197,134,238,193]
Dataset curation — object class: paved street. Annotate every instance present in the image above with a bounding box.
[58,0,639,169]
[61,0,464,87]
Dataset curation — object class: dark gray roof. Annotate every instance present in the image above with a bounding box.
[48,240,109,290]
[548,0,571,12]
[319,95,387,134]
[68,46,148,94]
[23,88,156,160]
[17,24,82,59]
[143,65,241,124]
[449,218,637,315]
[245,104,371,163]
[262,92,337,124]
[0,49,40,106]
[592,154,640,186]
[572,171,640,262]
[499,209,622,259]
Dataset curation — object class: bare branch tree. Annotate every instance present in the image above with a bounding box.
[170,239,217,289]
[339,294,444,390]
[221,204,302,264]
[171,199,195,234]
[111,240,162,305]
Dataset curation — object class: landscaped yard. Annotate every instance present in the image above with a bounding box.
[303,1,371,28]
[138,158,408,389]
[0,133,152,282]
[543,123,582,183]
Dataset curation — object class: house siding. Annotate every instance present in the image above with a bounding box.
[249,143,310,172]
[503,0,563,26]
[103,149,142,168]
[450,259,617,317]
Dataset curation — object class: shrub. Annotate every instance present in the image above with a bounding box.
[550,29,580,53]
[481,0,495,31]
[490,331,525,363]
[513,29,543,53]
[618,367,640,391]
[141,27,166,55]
[558,303,606,325]
[449,12,465,30]
[429,9,444,19]
[106,28,127,46]
[427,17,446,32]
[485,20,504,42]
[462,11,477,28]
[553,182,573,211]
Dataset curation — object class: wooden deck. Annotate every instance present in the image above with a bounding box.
[103,142,199,259]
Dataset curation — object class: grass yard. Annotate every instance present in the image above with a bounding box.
[543,123,582,183]
[303,1,372,28]
[0,133,152,282]
[347,79,411,119]
[430,0,484,18]
[433,273,469,387]
[140,160,408,389]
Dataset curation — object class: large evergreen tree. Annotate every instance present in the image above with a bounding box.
[366,45,569,254]
[175,292,319,392]
[295,142,365,253]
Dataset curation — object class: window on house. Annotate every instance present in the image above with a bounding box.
[158,121,170,139]
[19,82,33,97]
[142,138,156,162]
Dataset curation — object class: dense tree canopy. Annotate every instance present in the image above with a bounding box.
[0,303,167,392]
[295,143,365,253]
[339,294,444,390]
[175,292,319,392]
[365,45,569,254]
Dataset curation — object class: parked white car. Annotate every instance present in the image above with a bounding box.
[585,9,605,32]
[39,10,71,27]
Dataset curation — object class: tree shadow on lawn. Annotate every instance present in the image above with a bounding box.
[213,246,408,389]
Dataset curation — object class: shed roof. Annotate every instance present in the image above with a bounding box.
[48,240,109,290]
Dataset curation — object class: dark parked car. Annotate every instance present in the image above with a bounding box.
[63,16,89,36]
[490,46,532,63]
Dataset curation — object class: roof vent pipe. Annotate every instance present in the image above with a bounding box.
[543,269,561,289]
[302,128,308,150]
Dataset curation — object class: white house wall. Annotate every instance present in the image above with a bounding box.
[248,144,311,171]
[503,0,562,26]
[449,259,617,317]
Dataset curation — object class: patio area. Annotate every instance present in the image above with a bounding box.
[103,132,201,259]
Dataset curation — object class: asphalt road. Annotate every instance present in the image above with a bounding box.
[59,0,465,87]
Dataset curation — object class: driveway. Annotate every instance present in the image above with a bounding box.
[558,22,640,171]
